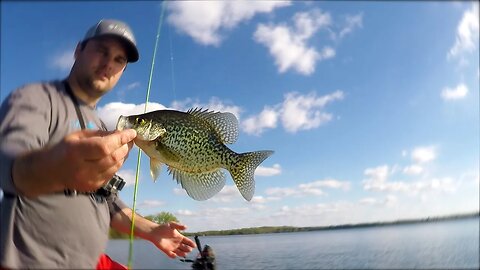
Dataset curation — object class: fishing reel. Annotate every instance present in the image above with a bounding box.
[180,235,216,270]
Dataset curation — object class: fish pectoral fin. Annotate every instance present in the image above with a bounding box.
[154,141,180,162]
[167,167,226,201]
[150,159,163,182]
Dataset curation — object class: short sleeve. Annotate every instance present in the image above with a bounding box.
[0,83,52,194]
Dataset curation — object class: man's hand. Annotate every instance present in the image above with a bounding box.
[110,208,197,259]
[149,222,196,258]
[57,129,136,192]
[13,129,136,197]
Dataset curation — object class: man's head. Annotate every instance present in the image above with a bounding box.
[81,19,139,63]
[70,19,139,105]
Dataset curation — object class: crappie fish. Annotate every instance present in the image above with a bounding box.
[116,108,273,201]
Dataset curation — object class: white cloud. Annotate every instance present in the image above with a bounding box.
[196,207,251,217]
[117,169,138,187]
[364,165,390,183]
[124,82,141,91]
[273,201,350,217]
[338,13,363,39]
[403,164,424,175]
[138,199,166,209]
[172,167,476,231]
[384,194,398,206]
[177,209,195,216]
[101,90,343,137]
[173,188,188,196]
[299,179,350,191]
[359,197,377,205]
[255,164,282,176]
[363,163,457,195]
[50,49,74,71]
[210,185,241,203]
[411,146,436,163]
[265,178,350,198]
[241,90,344,135]
[363,165,410,192]
[265,187,298,197]
[441,83,469,100]
[254,9,333,75]
[362,147,457,196]
[166,1,290,46]
[448,3,479,58]
[242,107,278,136]
[250,195,279,204]
[359,195,397,206]
[280,90,344,133]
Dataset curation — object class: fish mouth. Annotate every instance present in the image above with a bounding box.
[116,115,131,131]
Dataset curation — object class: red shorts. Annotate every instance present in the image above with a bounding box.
[96,253,128,270]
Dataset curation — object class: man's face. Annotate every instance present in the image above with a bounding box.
[74,36,128,97]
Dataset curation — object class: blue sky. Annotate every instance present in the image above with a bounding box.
[1,1,478,232]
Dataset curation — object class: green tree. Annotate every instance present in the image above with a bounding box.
[145,211,179,224]
[109,212,180,239]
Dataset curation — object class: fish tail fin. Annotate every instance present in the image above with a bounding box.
[230,150,274,201]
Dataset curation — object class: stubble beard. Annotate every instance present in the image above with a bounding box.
[78,73,111,100]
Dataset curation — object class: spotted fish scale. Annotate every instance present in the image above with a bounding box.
[116,108,273,201]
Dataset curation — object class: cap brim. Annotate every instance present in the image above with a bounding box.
[117,37,139,63]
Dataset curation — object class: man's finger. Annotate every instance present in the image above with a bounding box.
[101,129,136,153]
[182,237,196,248]
[168,222,187,231]
[78,129,136,160]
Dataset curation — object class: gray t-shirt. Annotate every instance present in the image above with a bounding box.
[0,80,128,268]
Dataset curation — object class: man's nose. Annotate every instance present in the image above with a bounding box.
[100,55,115,71]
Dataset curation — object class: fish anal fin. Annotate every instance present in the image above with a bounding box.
[167,166,226,201]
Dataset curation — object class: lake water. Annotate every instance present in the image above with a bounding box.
[106,217,479,269]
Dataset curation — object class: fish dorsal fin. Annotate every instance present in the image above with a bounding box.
[187,108,239,144]
[167,166,226,201]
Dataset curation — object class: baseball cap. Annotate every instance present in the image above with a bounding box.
[82,19,139,62]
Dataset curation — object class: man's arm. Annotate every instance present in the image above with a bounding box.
[12,130,136,197]
[1,84,136,197]
[12,129,136,198]
[110,207,196,258]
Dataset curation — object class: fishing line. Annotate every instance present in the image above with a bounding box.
[127,1,167,269]
[168,23,177,101]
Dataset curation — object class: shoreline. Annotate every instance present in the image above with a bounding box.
[184,211,479,237]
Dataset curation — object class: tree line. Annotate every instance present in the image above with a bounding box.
[110,211,479,239]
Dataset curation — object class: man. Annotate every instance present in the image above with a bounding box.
[0,19,195,269]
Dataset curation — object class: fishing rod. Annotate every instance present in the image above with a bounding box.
[127,1,167,269]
